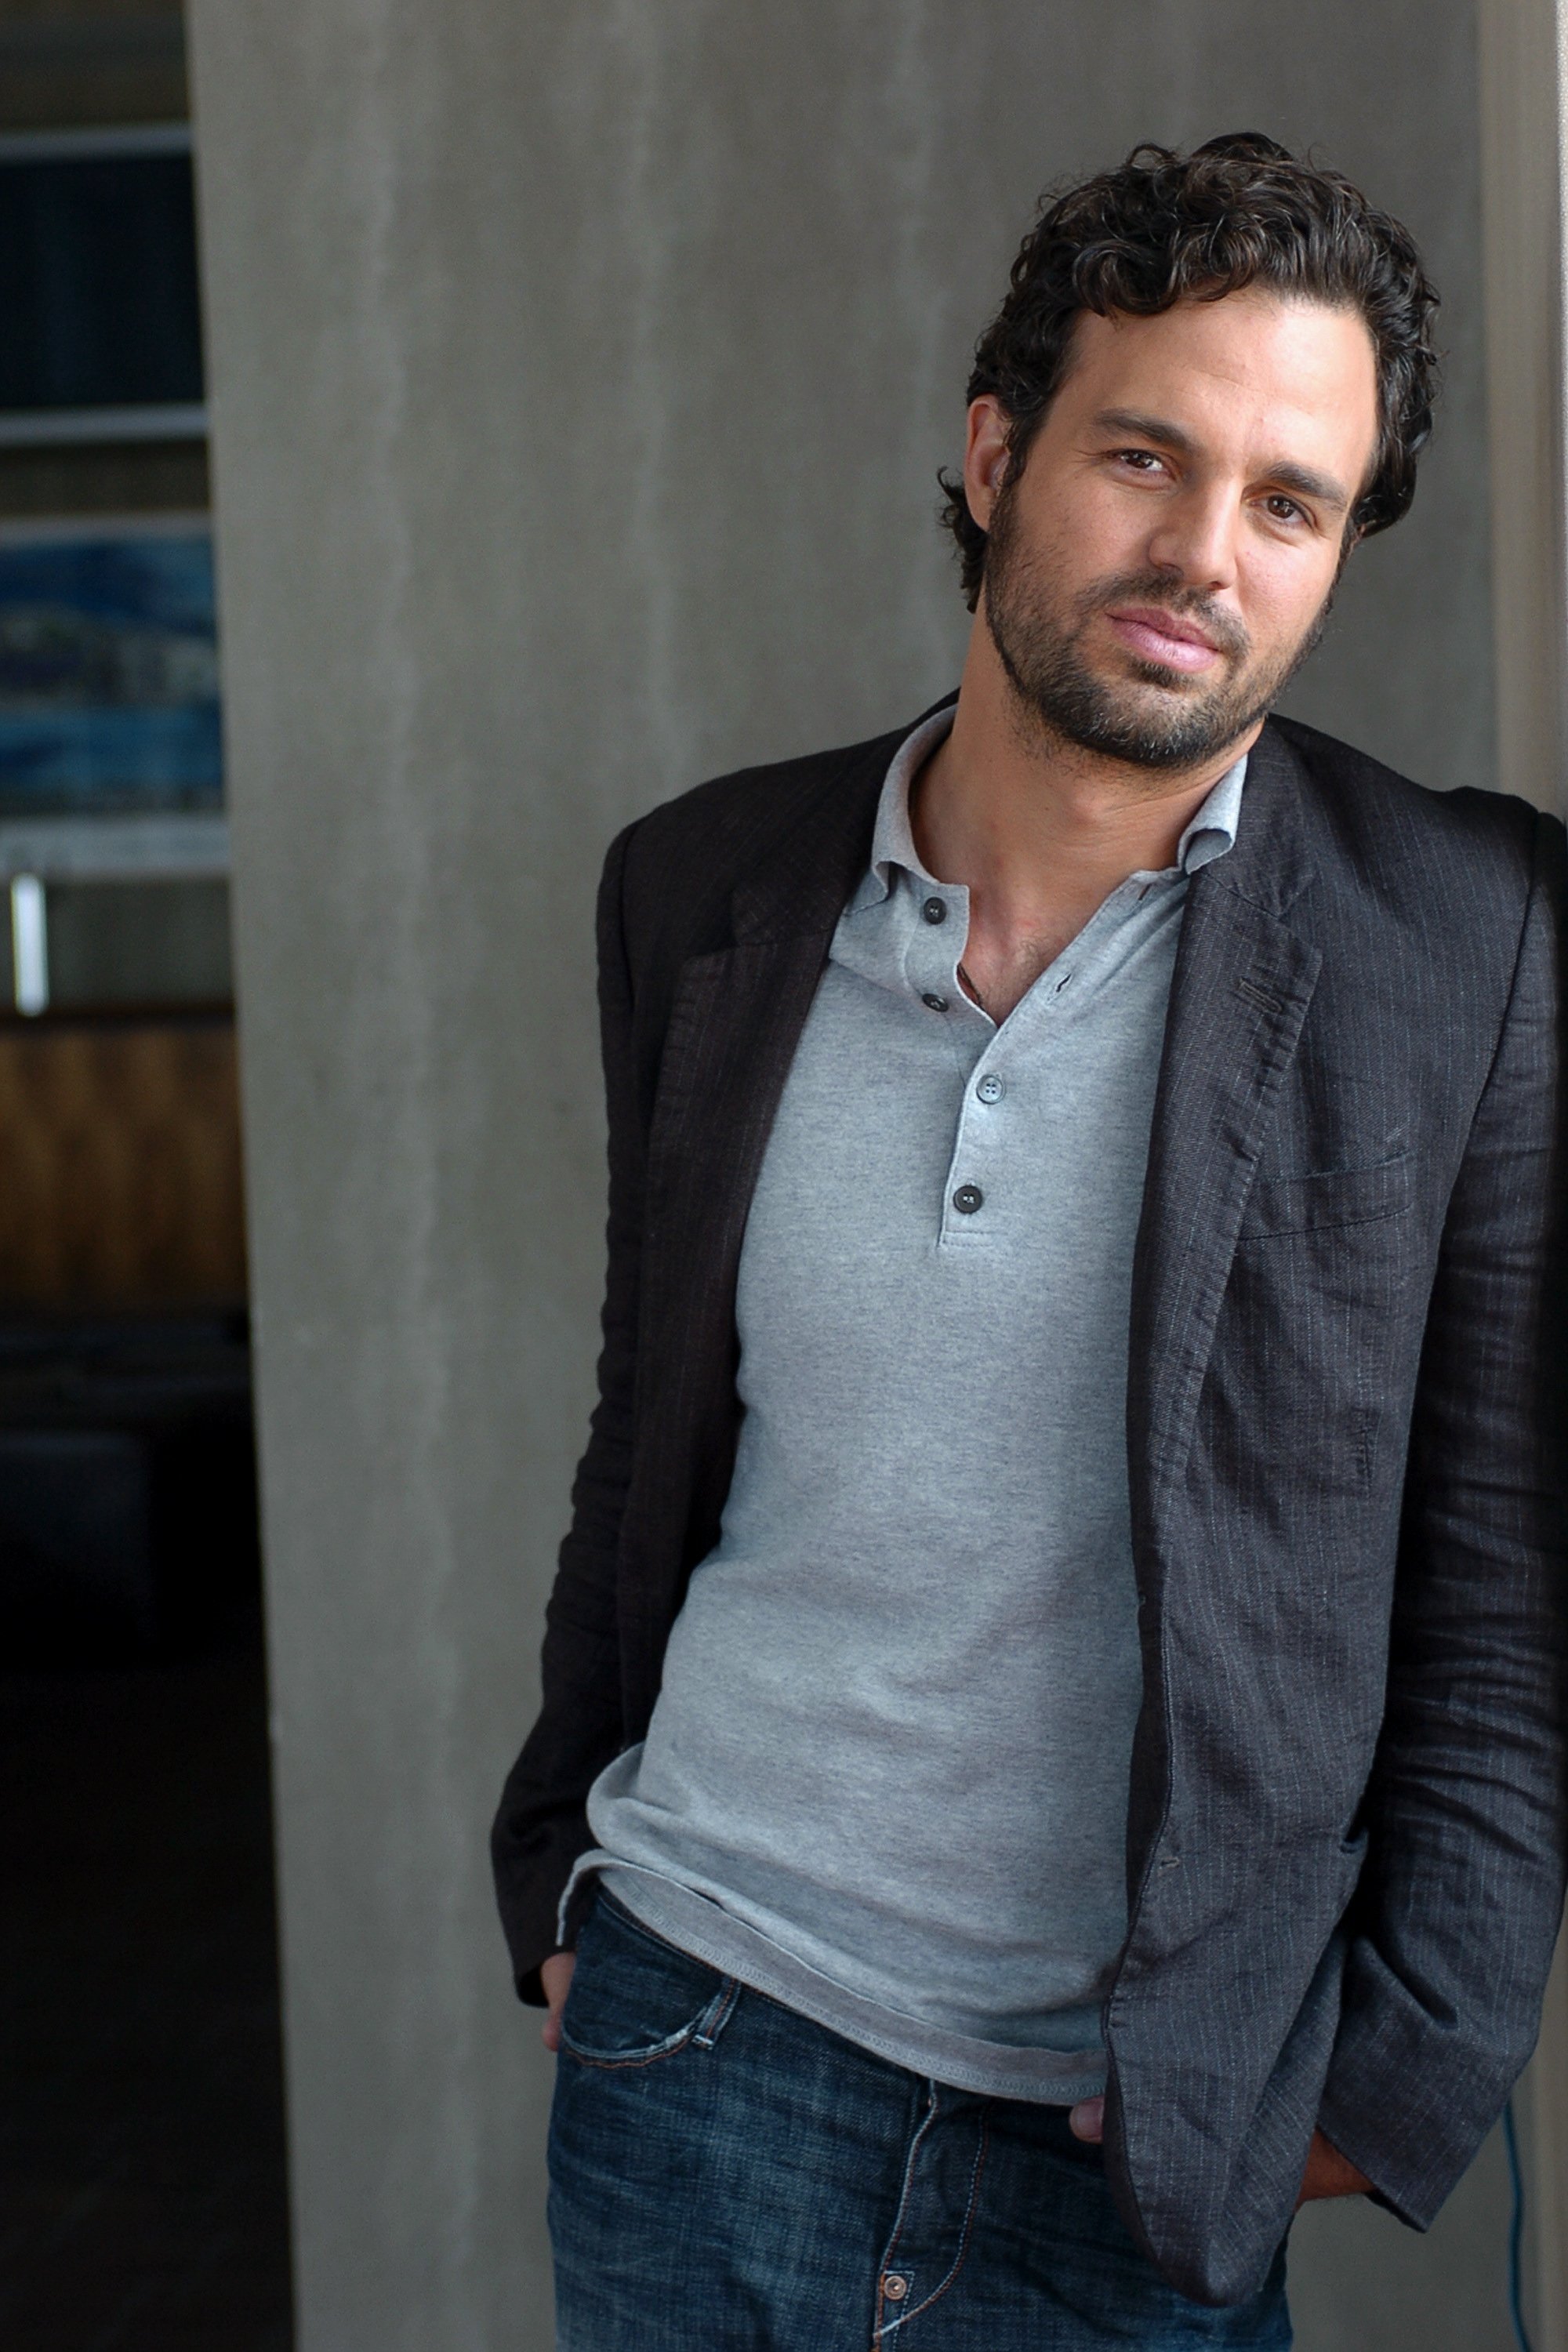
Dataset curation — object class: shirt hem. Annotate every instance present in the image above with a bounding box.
[568,1853,1109,2107]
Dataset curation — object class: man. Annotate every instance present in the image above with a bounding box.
[493,133,1566,2347]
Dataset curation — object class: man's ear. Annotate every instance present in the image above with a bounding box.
[963,396,1014,535]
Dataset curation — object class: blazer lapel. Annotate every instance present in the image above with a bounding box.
[624,731,897,1684]
[641,707,953,1346]
[1127,721,1323,1544]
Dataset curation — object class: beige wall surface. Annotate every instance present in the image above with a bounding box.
[187,5,1513,2347]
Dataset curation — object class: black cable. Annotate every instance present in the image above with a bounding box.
[1504,2094,1534,2352]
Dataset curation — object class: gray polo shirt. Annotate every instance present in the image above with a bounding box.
[569,706,1246,2102]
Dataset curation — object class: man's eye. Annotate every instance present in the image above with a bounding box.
[1116,449,1163,472]
[1265,495,1305,523]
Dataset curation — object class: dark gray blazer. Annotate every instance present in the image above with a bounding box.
[492,706,1568,2305]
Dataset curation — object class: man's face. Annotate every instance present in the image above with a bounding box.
[965,289,1381,772]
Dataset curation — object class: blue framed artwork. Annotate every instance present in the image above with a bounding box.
[0,520,221,816]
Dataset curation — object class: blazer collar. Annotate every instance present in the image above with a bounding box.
[1203,716,1319,920]
[730,695,958,947]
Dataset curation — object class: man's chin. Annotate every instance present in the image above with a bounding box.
[1047,685,1247,771]
[1123,659,1213,695]
[1067,696,1250,771]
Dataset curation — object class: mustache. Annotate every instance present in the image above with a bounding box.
[1077,570,1251,663]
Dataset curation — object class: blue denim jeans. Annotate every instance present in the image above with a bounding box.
[548,1890,1291,2350]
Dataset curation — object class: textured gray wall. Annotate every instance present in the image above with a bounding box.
[186,5,1504,2347]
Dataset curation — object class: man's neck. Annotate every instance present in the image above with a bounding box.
[911,626,1258,1022]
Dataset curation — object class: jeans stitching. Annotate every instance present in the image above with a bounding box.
[874,2108,991,2339]
[562,1973,741,2070]
[691,1976,741,2049]
[889,2112,991,2330]
[562,2027,700,2071]
[870,2085,940,2347]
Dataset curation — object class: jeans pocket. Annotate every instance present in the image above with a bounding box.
[560,1890,740,2070]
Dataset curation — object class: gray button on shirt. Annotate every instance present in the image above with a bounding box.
[571,706,1247,2103]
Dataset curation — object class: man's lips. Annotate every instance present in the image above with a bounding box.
[1105,604,1226,674]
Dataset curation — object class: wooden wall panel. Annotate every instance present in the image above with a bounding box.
[0,1018,247,1308]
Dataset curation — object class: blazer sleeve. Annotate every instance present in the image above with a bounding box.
[1316,808,1568,2223]
[490,822,644,2003]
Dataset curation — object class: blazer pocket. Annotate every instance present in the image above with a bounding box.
[1238,1152,1414,1241]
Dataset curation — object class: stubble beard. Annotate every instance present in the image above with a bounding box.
[980,483,1335,777]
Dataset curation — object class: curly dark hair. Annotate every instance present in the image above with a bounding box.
[940,132,1440,609]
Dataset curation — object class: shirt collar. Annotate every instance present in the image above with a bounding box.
[860,704,960,902]
[1174,751,1247,873]
[851,702,1248,908]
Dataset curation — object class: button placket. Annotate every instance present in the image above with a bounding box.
[900,873,983,1037]
[904,872,996,1242]
[941,1087,1000,1242]
[941,1027,1014,1242]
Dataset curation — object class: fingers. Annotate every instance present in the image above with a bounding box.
[1296,2127,1372,2206]
[1069,2096,1105,2143]
[539,1950,576,2053]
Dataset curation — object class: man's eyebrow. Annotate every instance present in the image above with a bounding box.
[1090,408,1352,513]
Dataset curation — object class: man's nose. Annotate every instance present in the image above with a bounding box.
[1145,489,1240,594]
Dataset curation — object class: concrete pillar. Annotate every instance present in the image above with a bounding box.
[186,5,1508,2346]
